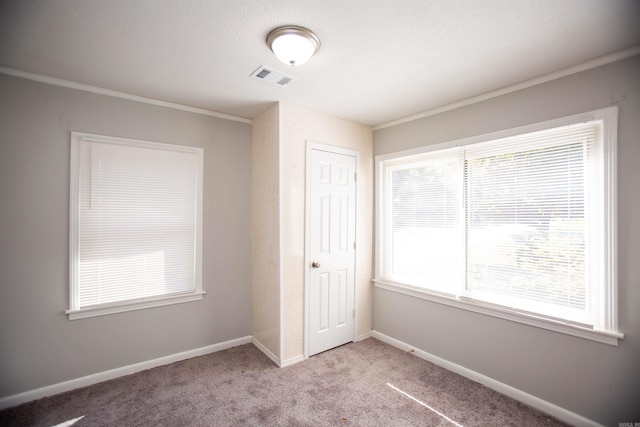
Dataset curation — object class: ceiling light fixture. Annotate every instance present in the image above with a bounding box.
[266,26,320,67]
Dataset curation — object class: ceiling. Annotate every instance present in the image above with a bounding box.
[1,1,639,127]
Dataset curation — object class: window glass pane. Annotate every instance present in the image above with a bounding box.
[378,109,618,335]
[389,155,463,293]
[465,141,588,313]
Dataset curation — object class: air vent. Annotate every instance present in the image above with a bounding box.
[250,65,296,87]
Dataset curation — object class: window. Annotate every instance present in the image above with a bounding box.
[376,107,622,345]
[67,132,204,320]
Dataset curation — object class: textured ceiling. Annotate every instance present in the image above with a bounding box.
[1,0,639,126]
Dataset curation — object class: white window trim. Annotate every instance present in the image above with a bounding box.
[374,107,622,345]
[373,279,622,346]
[66,291,206,320]
[67,132,205,320]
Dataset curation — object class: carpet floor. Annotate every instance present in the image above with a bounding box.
[0,338,569,426]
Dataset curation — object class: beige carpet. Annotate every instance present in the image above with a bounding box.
[0,338,568,426]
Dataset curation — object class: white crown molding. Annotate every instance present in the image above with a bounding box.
[373,45,640,131]
[0,66,252,124]
[3,45,638,130]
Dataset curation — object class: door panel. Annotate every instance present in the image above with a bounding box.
[319,272,330,332]
[308,148,356,356]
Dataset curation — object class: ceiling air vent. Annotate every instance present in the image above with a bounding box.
[250,65,296,87]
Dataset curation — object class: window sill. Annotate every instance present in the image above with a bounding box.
[373,279,623,346]
[66,291,206,320]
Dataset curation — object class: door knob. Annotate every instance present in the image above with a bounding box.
[311,261,320,269]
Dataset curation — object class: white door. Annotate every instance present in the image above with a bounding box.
[307,147,357,356]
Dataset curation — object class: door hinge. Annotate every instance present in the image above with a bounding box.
[354,172,357,182]
[353,309,355,319]
[353,241,356,250]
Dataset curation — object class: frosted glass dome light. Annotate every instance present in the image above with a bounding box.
[267,26,320,66]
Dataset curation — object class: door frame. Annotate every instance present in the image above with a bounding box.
[304,141,360,359]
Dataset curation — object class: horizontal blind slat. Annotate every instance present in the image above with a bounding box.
[77,139,199,309]
[381,117,603,325]
[389,152,465,293]
[465,132,589,313]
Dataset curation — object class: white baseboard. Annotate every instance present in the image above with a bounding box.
[0,335,252,411]
[280,331,373,366]
[371,330,602,427]
[356,331,373,341]
[251,336,280,366]
[248,337,304,367]
[4,330,597,426]
[281,354,305,368]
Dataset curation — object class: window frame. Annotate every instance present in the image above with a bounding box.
[374,107,622,345]
[67,132,205,320]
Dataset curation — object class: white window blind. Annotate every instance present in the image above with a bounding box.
[376,107,620,342]
[462,123,595,324]
[386,150,464,294]
[68,132,203,319]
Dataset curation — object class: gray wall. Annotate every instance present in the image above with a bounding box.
[0,74,252,398]
[373,55,640,425]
